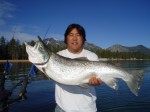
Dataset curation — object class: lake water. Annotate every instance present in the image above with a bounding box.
[0,60,150,112]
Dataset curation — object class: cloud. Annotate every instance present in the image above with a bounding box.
[9,25,21,33]
[0,23,44,43]
[47,33,64,40]
[0,0,16,25]
[0,31,36,43]
[0,30,64,44]
[15,32,37,42]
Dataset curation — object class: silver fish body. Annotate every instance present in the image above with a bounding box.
[25,37,144,96]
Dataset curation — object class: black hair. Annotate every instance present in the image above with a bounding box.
[64,23,86,44]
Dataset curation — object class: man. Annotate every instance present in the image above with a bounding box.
[55,23,102,112]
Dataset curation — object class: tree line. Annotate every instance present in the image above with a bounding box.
[0,36,27,60]
[96,50,150,59]
[0,36,150,60]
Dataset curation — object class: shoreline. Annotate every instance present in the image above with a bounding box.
[0,60,30,62]
[99,58,150,61]
[0,58,149,63]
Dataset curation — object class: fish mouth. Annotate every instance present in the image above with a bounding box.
[24,38,50,65]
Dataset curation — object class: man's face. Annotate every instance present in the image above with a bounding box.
[66,28,84,54]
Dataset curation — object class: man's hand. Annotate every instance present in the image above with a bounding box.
[89,77,102,86]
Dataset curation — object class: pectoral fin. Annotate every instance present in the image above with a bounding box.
[125,70,145,96]
[74,57,89,61]
[79,84,90,89]
[104,78,119,90]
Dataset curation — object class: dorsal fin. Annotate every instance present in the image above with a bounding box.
[74,57,89,61]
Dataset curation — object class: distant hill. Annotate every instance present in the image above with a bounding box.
[43,38,150,54]
[44,38,65,47]
[43,37,102,51]
[107,44,150,54]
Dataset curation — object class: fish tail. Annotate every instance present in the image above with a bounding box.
[125,70,145,96]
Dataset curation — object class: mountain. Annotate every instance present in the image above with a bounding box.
[107,44,129,52]
[43,38,65,46]
[84,42,103,51]
[107,44,150,54]
[43,38,150,55]
[43,37,102,51]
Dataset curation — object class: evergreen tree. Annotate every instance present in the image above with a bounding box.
[8,37,18,59]
[0,36,7,59]
[0,36,150,60]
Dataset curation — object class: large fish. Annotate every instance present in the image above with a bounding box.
[24,36,144,96]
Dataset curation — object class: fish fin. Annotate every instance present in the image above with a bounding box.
[104,78,119,90]
[125,70,145,96]
[79,84,90,89]
[106,61,121,67]
[74,57,89,61]
[127,70,145,74]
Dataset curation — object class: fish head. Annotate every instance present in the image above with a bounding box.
[24,36,50,65]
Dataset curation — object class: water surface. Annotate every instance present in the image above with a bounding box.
[0,60,150,112]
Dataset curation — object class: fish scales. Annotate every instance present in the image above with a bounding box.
[25,36,145,96]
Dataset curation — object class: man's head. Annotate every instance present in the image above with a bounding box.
[64,24,86,54]
[64,24,86,44]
